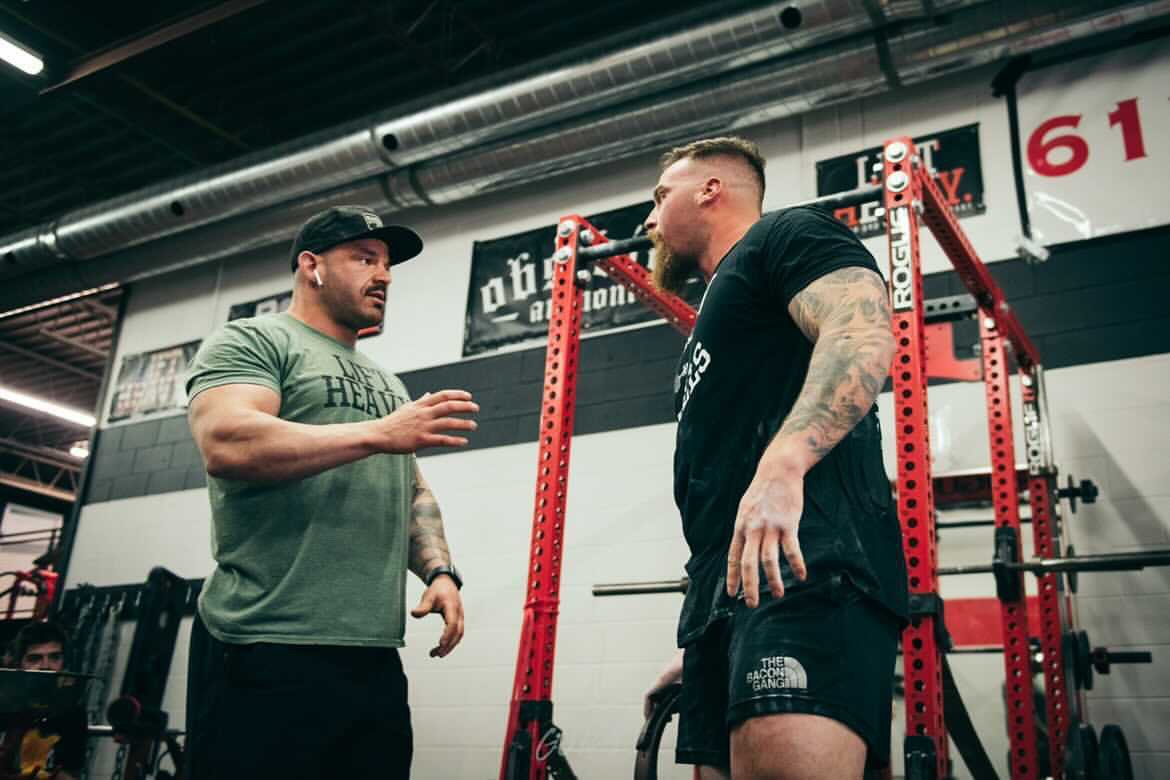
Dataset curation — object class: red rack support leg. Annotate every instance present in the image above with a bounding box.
[1022,368,1070,778]
[882,137,948,779]
[980,316,1039,780]
[500,217,586,780]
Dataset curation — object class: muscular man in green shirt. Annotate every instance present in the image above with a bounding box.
[183,205,478,779]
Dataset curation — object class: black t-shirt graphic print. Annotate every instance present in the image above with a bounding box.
[672,206,909,646]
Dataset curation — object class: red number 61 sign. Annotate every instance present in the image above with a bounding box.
[1017,38,1169,244]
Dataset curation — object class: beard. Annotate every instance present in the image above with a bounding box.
[649,231,698,295]
[324,286,383,331]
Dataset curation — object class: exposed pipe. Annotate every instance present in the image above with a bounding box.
[0,1,877,272]
[1,0,1167,314]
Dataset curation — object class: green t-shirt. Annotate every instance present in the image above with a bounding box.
[186,312,413,647]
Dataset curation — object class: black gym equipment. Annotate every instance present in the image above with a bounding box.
[937,549,1170,578]
[634,683,682,780]
[1065,723,1099,780]
[1096,724,1134,780]
[57,567,200,780]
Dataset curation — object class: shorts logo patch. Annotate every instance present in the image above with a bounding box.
[745,655,808,692]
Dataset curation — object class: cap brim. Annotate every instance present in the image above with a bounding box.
[360,225,423,266]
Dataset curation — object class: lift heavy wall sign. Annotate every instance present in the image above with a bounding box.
[816,124,985,240]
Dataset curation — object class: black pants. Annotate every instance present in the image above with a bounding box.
[185,614,412,779]
[676,575,900,770]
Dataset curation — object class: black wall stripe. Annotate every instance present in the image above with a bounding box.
[85,225,1170,503]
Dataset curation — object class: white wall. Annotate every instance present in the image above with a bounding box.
[0,504,63,618]
[67,66,1170,778]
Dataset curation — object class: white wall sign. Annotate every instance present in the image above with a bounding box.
[1017,38,1170,244]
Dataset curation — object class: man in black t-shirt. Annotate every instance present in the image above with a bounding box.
[642,137,908,779]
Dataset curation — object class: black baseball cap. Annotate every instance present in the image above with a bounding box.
[289,205,423,271]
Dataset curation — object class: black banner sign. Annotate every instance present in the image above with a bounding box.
[816,124,986,238]
[462,202,701,356]
[108,341,202,423]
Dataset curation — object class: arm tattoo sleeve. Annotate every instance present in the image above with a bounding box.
[777,266,895,463]
[408,460,452,580]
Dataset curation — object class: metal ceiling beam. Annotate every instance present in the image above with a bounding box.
[0,4,247,159]
[0,436,81,471]
[75,296,117,321]
[39,328,108,359]
[0,472,74,503]
[0,339,102,381]
[42,0,269,94]
[0,317,111,347]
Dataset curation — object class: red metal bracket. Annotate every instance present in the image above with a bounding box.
[946,596,1041,648]
[596,253,696,335]
[924,321,982,381]
[915,167,1039,369]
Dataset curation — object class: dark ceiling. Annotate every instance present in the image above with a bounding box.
[0,0,767,240]
[0,0,766,508]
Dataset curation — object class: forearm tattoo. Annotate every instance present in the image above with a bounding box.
[408,462,451,580]
[778,267,895,462]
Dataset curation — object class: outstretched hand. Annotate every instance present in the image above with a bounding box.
[410,576,465,658]
[376,390,478,453]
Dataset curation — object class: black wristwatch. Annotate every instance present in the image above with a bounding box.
[425,565,463,590]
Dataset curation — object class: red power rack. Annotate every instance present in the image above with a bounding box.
[883,135,1067,779]
[501,137,1072,779]
[499,221,695,780]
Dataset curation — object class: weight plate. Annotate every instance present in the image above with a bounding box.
[1078,630,1093,691]
[1098,724,1134,780]
[1065,723,1100,780]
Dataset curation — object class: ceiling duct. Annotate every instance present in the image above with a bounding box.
[0,1,876,274]
[385,39,883,208]
[887,0,1170,81]
[389,0,1170,206]
[2,0,1168,314]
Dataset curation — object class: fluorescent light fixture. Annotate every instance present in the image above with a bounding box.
[69,442,90,459]
[0,283,120,322]
[0,31,44,76]
[0,385,95,428]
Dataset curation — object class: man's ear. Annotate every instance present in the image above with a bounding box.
[699,177,722,205]
[296,250,319,279]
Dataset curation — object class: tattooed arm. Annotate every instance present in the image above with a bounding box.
[728,266,894,607]
[407,459,465,657]
[408,459,452,580]
[767,266,895,472]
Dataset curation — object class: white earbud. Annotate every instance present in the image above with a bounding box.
[313,269,324,287]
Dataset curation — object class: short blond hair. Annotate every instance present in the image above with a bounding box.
[660,136,766,205]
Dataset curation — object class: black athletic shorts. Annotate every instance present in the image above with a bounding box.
[675,575,900,769]
[185,614,412,779]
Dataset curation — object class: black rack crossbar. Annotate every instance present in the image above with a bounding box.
[576,184,885,263]
[592,578,689,596]
[787,184,883,211]
[939,550,1170,577]
[577,235,652,262]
